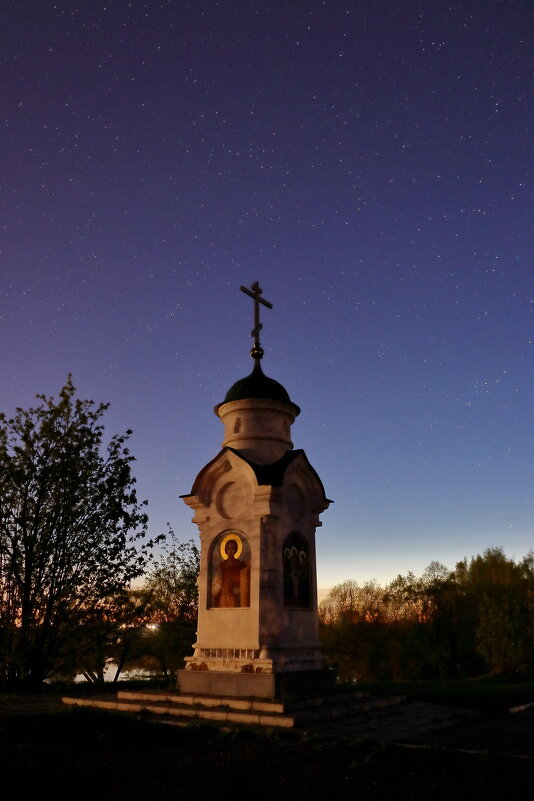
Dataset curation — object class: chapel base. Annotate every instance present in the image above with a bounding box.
[176,668,337,700]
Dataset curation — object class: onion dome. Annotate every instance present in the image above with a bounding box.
[220,360,296,408]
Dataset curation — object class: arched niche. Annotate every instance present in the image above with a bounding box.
[283,531,311,609]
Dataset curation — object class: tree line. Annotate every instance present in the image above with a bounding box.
[1,380,531,687]
[319,549,534,681]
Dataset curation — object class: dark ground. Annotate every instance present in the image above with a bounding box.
[0,690,532,800]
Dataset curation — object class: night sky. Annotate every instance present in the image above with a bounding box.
[2,1,532,590]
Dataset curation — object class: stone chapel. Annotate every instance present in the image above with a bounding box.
[177,282,334,700]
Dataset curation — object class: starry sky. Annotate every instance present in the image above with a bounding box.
[2,0,533,590]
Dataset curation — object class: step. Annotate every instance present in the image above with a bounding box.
[117,688,371,713]
[61,689,406,729]
[61,694,297,727]
[117,690,287,714]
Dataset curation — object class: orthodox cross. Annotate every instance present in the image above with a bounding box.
[240,281,272,360]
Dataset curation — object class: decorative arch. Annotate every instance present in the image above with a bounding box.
[283,531,311,609]
[209,530,251,608]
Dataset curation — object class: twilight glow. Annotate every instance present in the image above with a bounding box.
[2,1,532,590]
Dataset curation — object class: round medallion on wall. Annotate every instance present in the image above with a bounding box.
[215,481,248,519]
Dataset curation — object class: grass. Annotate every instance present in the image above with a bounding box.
[353,674,534,713]
[1,676,533,799]
[0,705,532,800]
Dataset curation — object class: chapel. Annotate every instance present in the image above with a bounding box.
[178,283,333,699]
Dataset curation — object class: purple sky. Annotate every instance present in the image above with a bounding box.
[2,1,533,589]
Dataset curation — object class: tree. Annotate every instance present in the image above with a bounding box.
[475,594,525,674]
[0,377,159,685]
[143,530,199,625]
[140,531,199,680]
[319,579,391,682]
[64,588,153,684]
[453,547,534,675]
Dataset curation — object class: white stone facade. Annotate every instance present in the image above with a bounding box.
[181,392,330,675]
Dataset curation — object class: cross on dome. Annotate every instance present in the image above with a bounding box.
[240,281,272,362]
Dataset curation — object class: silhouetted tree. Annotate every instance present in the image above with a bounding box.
[0,377,159,686]
[64,589,154,684]
[454,547,534,674]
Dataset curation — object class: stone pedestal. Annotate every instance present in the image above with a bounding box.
[177,668,337,701]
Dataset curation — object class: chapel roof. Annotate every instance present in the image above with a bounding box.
[216,360,300,414]
[181,446,332,504]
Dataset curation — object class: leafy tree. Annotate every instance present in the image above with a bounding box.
[143,530,199,625]
[65,589,153,684]
[107,589,155,682]
[453,547,534,675]
[319,580,360,626]
[454,547,525,597]
[139,531,200,680]
[0,377,159,686]
[319,579,392,681]
[475,594,525,674]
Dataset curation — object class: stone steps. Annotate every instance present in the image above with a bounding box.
[61,689,406,729]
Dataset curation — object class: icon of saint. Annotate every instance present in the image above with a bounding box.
[211,535,250,608]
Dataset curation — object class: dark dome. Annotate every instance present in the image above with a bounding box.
[221,363,297,407]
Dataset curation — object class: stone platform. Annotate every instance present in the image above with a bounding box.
[61,688,406,729]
